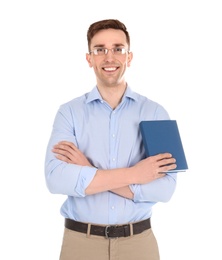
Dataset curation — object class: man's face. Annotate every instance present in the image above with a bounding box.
[86,29,133,88]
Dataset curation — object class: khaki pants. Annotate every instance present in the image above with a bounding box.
[59,227,160,260]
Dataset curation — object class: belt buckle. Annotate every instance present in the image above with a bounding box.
[105,225,116,239]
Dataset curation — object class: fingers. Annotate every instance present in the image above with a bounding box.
[54,153,72,163]
[145,153,177,175]
[52,141,77,161]
[52,146,73,161]
[56,141,78,151]
[52,141,92,166]
[53,142,78,154]
[156,153,173,161]
[155,153,177,172]
[158,157,176,167]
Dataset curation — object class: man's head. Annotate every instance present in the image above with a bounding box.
[86,19,133,89]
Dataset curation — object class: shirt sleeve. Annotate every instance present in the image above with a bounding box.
[129,173,177,203]
[44,104,98,197]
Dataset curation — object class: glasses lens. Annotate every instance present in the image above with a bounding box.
[113,48,126,55]
[95,48,106,55]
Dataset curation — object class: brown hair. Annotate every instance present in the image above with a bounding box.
[87,19,130,52]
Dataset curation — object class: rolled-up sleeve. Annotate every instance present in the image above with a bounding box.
[74,166,98,197]
[45,159,97,196]
[130,173,177,203]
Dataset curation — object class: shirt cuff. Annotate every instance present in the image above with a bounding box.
[129,184,142,202]
[75,166,98,197]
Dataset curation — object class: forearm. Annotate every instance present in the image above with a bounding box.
[85,168,134,195]
[110,186,134,199]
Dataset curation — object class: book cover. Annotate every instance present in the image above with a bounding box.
[139,120,188,172]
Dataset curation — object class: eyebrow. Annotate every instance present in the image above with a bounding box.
[92,43,125,48]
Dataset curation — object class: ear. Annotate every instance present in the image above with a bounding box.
[127,52,133,67]
[86,53,93,68]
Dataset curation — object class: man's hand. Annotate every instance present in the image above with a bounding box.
[52,141,92,167]
[131,153,176,183]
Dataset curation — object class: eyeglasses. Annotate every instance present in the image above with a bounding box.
[89,47,129,56]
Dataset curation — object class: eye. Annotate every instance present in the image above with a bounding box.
[96,48,105,54]
[114,47,123,53]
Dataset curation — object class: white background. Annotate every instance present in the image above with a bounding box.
[0,0,222,259]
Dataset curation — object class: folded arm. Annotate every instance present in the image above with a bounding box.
[52,141,177,200]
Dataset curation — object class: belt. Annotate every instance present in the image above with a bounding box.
[65,218,151,239]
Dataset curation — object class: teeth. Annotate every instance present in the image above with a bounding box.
[104,67,116,71]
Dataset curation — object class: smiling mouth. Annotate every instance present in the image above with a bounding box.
[102,67,119,72]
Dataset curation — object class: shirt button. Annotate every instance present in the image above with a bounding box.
[112,134,115,138]
[112,158,116,161]
[111,206,115,210]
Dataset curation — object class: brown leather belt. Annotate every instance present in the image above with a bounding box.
[65,218,151,239]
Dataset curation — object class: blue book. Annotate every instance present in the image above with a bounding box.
[139,120,188,172]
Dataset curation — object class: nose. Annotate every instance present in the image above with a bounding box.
[104,49,115,61]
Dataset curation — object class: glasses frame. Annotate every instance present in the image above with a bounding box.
[89,47,129,56]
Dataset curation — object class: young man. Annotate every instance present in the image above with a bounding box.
[45,19,177,260]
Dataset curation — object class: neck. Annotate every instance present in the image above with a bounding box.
[97,83,127,109]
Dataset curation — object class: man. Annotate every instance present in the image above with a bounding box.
[45,19,177,260]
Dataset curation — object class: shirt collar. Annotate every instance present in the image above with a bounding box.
[86,85,138,104]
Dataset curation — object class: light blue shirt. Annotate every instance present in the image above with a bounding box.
[45,86,177,225]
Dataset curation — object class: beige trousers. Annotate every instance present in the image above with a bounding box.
[59,227,160,260]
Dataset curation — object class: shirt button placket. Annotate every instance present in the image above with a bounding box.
[109,111,117,169]
[109,110,118,223]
